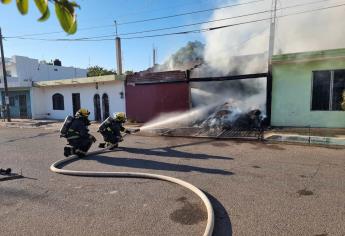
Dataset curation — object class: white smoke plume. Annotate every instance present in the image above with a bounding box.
[203,0,345,75]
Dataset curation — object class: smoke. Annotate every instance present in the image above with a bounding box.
[203,0,345,75]
[155,41,204,71]
[190,78,266,112]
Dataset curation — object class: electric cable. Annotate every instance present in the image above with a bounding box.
[5,2,345,41]
[117,0,264,25]
[6,0,263,38]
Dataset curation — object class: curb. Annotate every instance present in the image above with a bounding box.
[265,134,345,147]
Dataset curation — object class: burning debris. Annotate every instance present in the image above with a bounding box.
[192,101,266,138]
[142,100,267,140]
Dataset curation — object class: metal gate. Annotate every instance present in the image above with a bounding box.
[156,126,264,140]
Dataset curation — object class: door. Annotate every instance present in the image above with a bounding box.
[18,95,28,118]
[102,93,109,120]
[93,94,101,122]
[72,93,81,115]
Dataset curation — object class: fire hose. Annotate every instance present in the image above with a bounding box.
[50,144,214,236]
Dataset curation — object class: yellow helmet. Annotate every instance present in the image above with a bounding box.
[114,112,126,123]
[76,108,90,117]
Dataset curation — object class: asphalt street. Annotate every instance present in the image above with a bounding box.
[0,127,344,236]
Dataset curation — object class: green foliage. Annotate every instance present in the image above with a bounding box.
[1,0,12,4]
[1,0,79,34]
[34,0,50,21]
[16,0,28,14]
[87,66,116,77]
[125,70,134,75]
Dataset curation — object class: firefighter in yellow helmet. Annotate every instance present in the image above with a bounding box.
[63,108,96,157]
[98,112,131,149]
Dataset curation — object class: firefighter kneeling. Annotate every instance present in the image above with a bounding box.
[61,108,96,157]
[98,112,131,149]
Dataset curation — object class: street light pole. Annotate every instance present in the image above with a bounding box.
[0,27,11,122]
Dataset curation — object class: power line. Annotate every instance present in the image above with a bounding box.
[6,2,345,42]
[117,0,264,25]
[108,0,339,37]
[6,0,263,38]
[6,0,337,41]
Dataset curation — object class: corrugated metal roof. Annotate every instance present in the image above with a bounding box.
[33,74,125,87]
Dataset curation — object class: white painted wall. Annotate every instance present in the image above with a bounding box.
[1,55,87,88]
[31,80,125,121]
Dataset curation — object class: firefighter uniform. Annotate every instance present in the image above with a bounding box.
[98,112,130,148]
[64,108,96,156]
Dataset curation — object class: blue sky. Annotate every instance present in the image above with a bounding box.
[0,0,224,71]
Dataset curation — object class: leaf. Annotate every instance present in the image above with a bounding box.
[34,0,49,21]
[68,19,77,34]
[34,0,47,14]
[16,0,28,14]
[1,0,12,4]
[55,1,76,34]
[38,6,50,22]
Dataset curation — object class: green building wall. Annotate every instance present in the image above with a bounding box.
[271,49,345,128]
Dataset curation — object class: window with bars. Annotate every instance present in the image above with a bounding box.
[52,93,64,110]
[311,69,345,111]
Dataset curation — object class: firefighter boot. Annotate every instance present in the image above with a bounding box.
[98,143,106,148]
[64,146,72,157]
[75,149,86,157]
[108,142,118,150]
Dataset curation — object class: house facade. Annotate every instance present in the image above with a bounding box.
[271,48,345,128]
[0,55,87,118]
[31,75,125,121]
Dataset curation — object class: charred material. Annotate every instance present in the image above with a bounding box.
[155,102,267,140]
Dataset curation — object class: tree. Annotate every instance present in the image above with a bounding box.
[87,66,115,77]
[1,0,80,34]
[125,70,134,75]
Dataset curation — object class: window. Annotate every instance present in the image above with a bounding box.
[52,93,64,110]
[311,70,345,111]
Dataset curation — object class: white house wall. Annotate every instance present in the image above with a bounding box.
[31,81,125,120]
[14,55,87,82]
[30,87,47,119]
[1,56,87,88]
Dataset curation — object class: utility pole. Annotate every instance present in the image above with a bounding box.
[266,0,277,125]
[153,46,156,67]
[0,27,11,122]
[114,20,123,75]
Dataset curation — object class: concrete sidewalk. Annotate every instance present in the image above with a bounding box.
[1,119,344,147]
[0,119,61,128]
[265,128,345,147]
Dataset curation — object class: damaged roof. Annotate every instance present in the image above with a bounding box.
[126,70,187,84]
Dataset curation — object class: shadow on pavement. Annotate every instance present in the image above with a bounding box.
[119,146,233,161]
[87,155,233,175]
[204,192,233,236]
[0,132,58,145]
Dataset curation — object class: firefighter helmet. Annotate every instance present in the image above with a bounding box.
[76,108,90,117]
[114,112,126,123]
